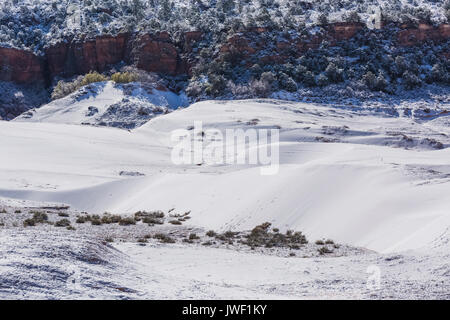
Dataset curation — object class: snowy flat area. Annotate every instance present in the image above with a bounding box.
[1,99,449,299]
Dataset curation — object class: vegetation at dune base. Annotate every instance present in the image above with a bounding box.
[111,72,138,84]
[8,206,340,256]
[51,71,139,100]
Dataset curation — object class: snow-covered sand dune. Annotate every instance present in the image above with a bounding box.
[13,81,187,129]
[1,100,450,253]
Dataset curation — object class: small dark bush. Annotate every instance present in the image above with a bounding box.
[318,246,333,255]
[55,219,71,227]
[189,233,200,240]
[206,230,217,237]
[154,233,176,243]
[119,217,136,226]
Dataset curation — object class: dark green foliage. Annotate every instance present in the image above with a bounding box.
[278,72,297,92]
[402,71,422,89]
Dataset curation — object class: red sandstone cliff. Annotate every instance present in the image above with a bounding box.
[1,22,449,86]
[398,23,450,46]
[0,47,44,84]
[45,34,129,78]
[132,32,181,75]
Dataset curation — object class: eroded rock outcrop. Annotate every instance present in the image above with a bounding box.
[329,22,365,42]
[1,22,449,87]
[132,32,182,75]
[220,22,366,63]
[0,47,44,84]
[45,34,129,78]
[398,23,450,46]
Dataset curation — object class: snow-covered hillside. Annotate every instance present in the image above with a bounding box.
[2,99,450,253]
[1,0,447,53]
[14,81,188,129]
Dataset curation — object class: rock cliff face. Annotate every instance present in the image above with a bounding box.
[45,34,129,78]
[329,22,365,42]
[0,22,449,87]
[219,22,449,65]
[219,22,366,64]
[398,23,450,46]
[132,32,182,75]
[0,47,44,84]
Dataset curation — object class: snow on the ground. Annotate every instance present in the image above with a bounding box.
[1,98,449,299]
[13,81,188,129]
[1,99,449,253]
[0,224,448,299]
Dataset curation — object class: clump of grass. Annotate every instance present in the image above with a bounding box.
[202,241,213,246]
[23,219,35,227]
[58,212,69,217]
[111,71,138,84]
[137,238,148,244]
[223,231,238,238]
[189,233,200,240]
[118,217,136,226]
[14,210,21,214]
[154,233,176,243]
[76,216,88,224]
[80,71,108,87]
[91,218,102,225]
[242,222,308,249]
[169,211,191,222]
[318,246,333,255]
[0,208,7,213]
[325,239,334,245]
[55,219,71,227]
[135,211,165,225]
[206,230,216,237]
[169,220,182,225]
[101,213,122,224]
[315,240,325,245]
[105,237,114,243]
[23,211,49,227]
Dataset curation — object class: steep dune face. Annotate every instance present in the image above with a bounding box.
[1,100,449,253]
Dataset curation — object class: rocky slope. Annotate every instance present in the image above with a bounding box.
[1,22,449,87]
